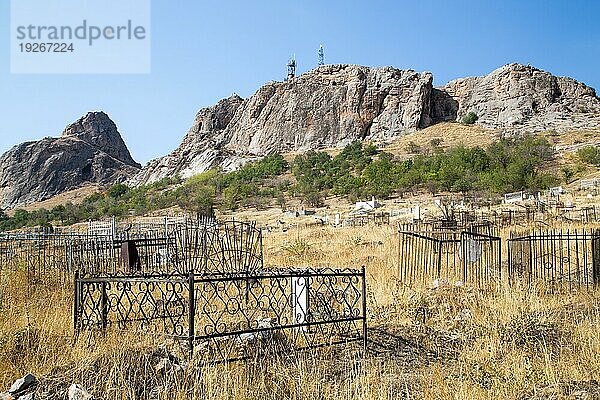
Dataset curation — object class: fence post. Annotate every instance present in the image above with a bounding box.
[73,270,80,334]
[188,270,195,358]
[436,239,442,279]
[593,231,600,286]
[498,238,502,286]
[461,232,467,283]
[361,266,367,351]
[101,281,108,331]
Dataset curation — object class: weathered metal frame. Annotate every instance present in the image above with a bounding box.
[0,220,263,283]
[508,229,600,291]
[397,229,502,287]
[74,267,367,361]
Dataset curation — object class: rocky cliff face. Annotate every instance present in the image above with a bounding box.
[4,64,597,198]
[131,95,245,185]
[131,65,436,185]
[438,63,600,131]
[132,63,600,186]
[0,112,140,208]
[224,65,434,154]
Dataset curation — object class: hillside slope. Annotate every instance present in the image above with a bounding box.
[132,63,600,185]
[0,112,140,209]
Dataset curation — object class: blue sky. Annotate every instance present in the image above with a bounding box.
[1,0,598,164]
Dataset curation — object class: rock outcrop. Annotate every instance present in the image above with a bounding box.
[132,63,600,186]
[131,65,435,185]
[0,112,140,208]
[438,63,600,131]
[3,63,598,198]
[131,95,245,185]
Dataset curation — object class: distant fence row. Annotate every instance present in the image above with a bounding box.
[398,226,600,291]
[0,219,263,285]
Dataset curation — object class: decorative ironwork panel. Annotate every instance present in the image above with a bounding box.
[77,276,189,336]
[172,220,263,274]
[74,268,366,362]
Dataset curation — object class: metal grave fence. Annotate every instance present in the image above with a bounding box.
[398,229,501,287]
[74,267,367,361]
[0,220,263,284]
[508,229,600,291]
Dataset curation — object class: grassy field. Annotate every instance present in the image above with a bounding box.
[0,224,599,399]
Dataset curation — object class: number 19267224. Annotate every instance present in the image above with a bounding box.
[19,43,74,52]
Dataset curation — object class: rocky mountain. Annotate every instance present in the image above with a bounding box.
[131,63,600,186]
[0,112,140,208]
[438,63,600,131]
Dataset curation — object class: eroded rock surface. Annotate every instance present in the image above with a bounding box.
[132,63,600,186]
[0,112,140,208]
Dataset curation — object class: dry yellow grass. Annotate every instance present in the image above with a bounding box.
[1,222,600,399]
[13,185,102,214]
[383,122,501,158]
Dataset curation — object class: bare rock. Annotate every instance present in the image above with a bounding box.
[132,65,434,185]
[0,112,140,208]
[440,63,600,132]
[7,373,37,398]
[224,65,433,153]
[67,384,93,400]
[129,95,244,185]
[131,63,600,186]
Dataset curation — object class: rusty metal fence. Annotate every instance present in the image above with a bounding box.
[0,220,263,284]
[508,229,600,291]
[398,229,502,287]
[74,267,367,361]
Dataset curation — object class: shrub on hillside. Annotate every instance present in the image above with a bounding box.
[577,146,600,166]
[461,111,479,125]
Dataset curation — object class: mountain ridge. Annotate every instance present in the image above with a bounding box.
[130,62,600,186]
[0,112,140,209]
[1,62,599,208]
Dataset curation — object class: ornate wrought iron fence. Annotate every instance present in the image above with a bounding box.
[508,229,600,291]
[171,220,263,275]
[398,229,501,287]
[74,267,367,361]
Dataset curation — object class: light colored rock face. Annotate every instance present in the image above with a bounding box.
[128,95,244,186]
[225,65,433,154]
[440,63,600,131]
[0,112,140,209]
[134,63,600,187]
[132,65,434,185]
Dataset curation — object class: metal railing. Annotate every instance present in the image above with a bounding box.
[508,229,600,291]
[0,220,263,283]
[74,267,367,361]
[398,229,502,287]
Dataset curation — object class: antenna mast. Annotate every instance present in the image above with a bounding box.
[287,54,296,81]
[318,44,324,66]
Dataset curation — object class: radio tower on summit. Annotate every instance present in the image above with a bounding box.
[318,44,325,66]
[287,55,296,81]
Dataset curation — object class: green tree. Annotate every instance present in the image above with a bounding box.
[107,183,129,199]
[577,146,600,166]
[461,111,479,125]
